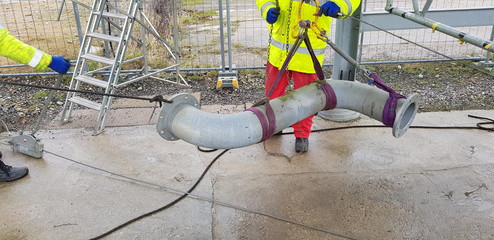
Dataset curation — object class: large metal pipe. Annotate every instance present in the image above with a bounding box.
[156,80,419,149]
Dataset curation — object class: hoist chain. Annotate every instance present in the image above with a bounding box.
[266,0,294,85]
[284,0,294,53]
[291,0,327,40]
[265,0,279,67]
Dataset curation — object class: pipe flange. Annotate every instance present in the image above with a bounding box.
[156,93,200,141]
[393,93,419,138]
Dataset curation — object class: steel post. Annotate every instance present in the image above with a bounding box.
[321,4,363,121]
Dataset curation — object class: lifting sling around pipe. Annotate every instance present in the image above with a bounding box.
[156,79,419,149]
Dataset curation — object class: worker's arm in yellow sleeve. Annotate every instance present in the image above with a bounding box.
[0,24,52,71]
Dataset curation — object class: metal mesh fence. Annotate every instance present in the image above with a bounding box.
[179,0,494,68]
[0,0,493,74]
[0,0,82,72]
[359,0,494,63]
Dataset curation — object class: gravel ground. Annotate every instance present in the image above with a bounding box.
[1,62,493,133]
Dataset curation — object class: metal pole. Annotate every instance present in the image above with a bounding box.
[226,0,233,72]
[72,1,84,45]
[420,0,433,15]
[139,0,148,77]
[101,18,111,59]
[485,26,494,64]
[33,75,64,135]
[56,0,66,21]
[331,6,362,82]
[357,0,368,63]
[218,0,226,71]
[412,0,419,14]
[172,0,181,83]
[320,5,363,122]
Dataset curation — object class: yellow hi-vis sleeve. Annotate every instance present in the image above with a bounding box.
[256,0,277,20]
[0,26,52,71]
[331,0,362,18]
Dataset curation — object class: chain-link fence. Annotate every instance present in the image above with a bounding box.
[0,0,81,72]
[359,0,494,64]
[181,0,494,68]
[1,0,493,75]
[0,0,177,74]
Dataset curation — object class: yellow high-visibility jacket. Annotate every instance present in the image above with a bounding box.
[257,0,361,73]
[0,23,52,71]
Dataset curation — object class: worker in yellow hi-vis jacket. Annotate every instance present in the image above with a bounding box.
[0,22,71,182]
[0,23,71,74]
[256,0,361,152]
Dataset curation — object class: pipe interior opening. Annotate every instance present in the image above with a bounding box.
[400,102,417,129]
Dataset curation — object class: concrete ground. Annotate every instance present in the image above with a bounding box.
[1,100,493,239]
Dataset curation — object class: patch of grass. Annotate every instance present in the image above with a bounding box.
[402,64,423,74]
[418,81,428,85]
[248,47,268,56]
[181,9,217,25]
[362,65,377,72]
[443,65,474,74]
[230,20,241,33]
[187,74,203,81]
[206,70,218,79]
[28,104,43,110]
[233,42,244,48]
[61,75,72,85]
[424,68,440,75]
[181,0,204,7]
[88,62,100,72]
[55,95,64,101]
[374,62,482,77]
[240,69,263,76]
[33,91,49,100]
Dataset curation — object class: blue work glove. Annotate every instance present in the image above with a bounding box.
[266,8,280,24]
[319,1,340,18]
[49,56,71,74]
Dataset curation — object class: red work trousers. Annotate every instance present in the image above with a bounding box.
[265,62,318,139]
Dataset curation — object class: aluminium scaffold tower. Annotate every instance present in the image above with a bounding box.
[61,0,187,134]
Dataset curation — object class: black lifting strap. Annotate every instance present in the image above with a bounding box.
[303,32,325,81]
[266,30,325,97]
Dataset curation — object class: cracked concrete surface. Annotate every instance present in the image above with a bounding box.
[0,106,493,239]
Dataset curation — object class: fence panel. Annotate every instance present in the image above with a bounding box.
[359,0,494,63]
[0,0,493,75]
[0,0,90,73]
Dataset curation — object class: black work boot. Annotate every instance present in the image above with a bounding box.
[295,138,309,153]
[302,138,309,152]
[0,158,29,182]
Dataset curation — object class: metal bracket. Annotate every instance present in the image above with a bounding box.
[216,66,239,89]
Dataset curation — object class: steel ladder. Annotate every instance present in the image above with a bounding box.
[60,0,167,134]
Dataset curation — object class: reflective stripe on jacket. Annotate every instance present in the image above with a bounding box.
[256,0,361,73]
[0,23,52,71]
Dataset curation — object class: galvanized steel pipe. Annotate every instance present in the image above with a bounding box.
[156,80,419,149]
